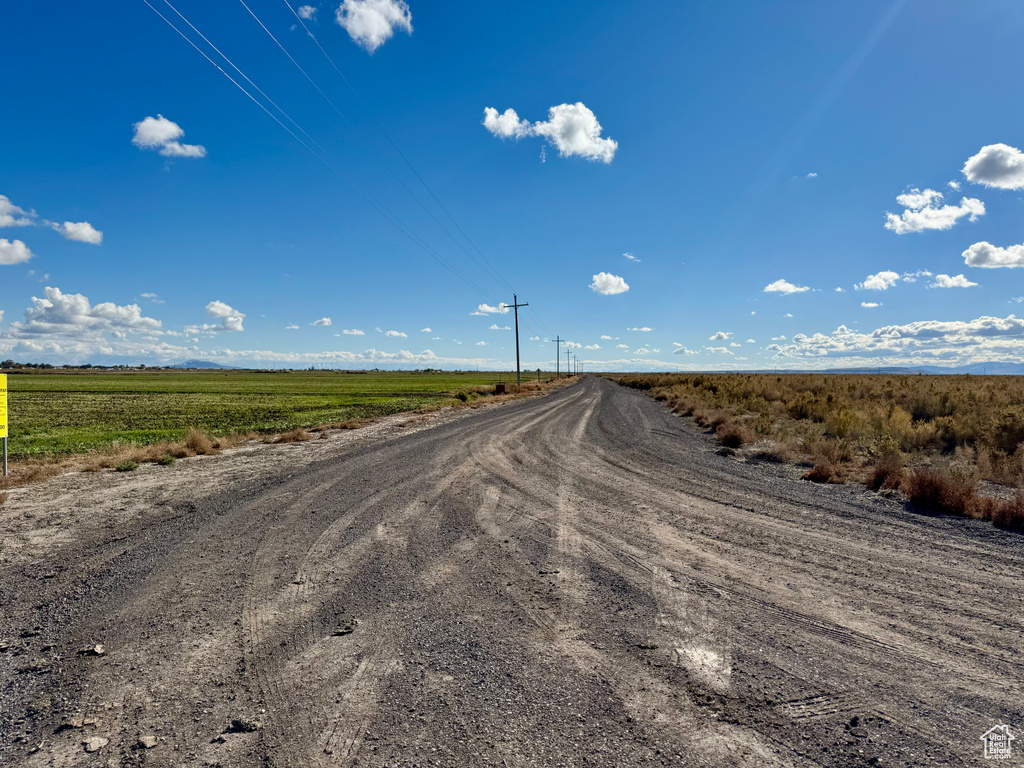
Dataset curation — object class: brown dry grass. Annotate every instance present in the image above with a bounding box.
[273,428,311,444]
[897,467,1024,528]
[716,421,754,449]
[610,372,1024,529]
[867,454,905,491]
[184,427,218,456]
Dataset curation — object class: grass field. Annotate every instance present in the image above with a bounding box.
[2,369,551,460]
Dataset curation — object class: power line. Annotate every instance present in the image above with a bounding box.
[147,0,551,356]
[281,0,514,295]
[145,0,497,302]
[241,0,513,299]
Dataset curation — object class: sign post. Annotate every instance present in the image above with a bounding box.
[0,374,7,476]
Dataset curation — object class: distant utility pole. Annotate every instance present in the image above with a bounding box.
[566,349,571,377]
[552,336,563,379]
[507,295,529,385]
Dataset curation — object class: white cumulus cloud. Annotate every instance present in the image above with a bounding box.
[312,317,332,326]
[482,108,532,139]
[52,220,103,244]
[901,269,932,283]
[589,272,629,295]
[930,274,977,288]
[335,0,411,53]
[385,330,407,337]
[186,300,244,334]
[0,194,104,244]
[861,302,881,308]
[0,195,34,228]
[420,327,431,332]
[627,326,653,332]
[623,252,640,262]
[9,286,162,341]
[474,302,509,314]
[764,279,810,294]
[342,328,365,335]
[488,324,510,330]
[600,335,612,340]
[856,271,900,291]
[962,143,1024,190]
[0,239,34,265]
[286,323,299,330]
[616,344,629,349]
[475,341,487,346]
[963,241,1024,269]
[132,115,206,158]
[584,344,601,350]
[483,102,618,163]
[884,188,984,234]
[297,4,317,20]
[709,331,732,341]
[672,345,698,355]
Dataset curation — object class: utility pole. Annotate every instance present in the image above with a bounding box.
[507,295,529,385]
[566,348,571,377]
[552,336,563,379]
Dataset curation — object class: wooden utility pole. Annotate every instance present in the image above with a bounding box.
[566,349,571,377]
[507,295,529,385]
[552,336,563,378]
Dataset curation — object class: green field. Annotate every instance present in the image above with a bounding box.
[2,369,534,459]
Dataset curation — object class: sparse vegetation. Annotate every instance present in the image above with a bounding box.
[157,453,176,466]
[114,459,138,472]
[274,427,311,444]
[608,372,1024,530]
[184,427,217,456]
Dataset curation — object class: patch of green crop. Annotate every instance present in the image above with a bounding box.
[1,369,529,459]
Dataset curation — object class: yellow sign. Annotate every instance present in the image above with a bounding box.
[0,374,6,438]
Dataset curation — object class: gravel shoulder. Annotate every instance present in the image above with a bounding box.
[0,377,1021,767]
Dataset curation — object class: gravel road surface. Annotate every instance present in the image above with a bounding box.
[0,376,1021,767]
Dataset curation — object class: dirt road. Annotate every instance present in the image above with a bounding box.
[0,377,1021,767]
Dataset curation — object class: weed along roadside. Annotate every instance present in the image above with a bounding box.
[0,370,579,494]
[607,372,1024,530]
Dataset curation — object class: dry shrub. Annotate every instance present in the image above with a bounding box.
[867,454,904,491]
[213,432,254,450]
[694,408,730,431]
[0,491,7,507]
[901,468,976,516]
[803,460,843,483]
[716,421,753,449]
[275,427,310,443]
[991,495,1024,530]
[184,427,217,456]
[748,441,791,463]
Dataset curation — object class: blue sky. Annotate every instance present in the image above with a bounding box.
[4,0,1024,370]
